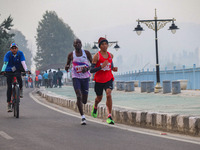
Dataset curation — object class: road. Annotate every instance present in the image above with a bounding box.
[0,87,199,150]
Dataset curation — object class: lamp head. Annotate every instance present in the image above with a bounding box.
[134,22,144,36]
[169,22,179,34]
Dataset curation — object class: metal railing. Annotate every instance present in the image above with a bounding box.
[115,64,200,90]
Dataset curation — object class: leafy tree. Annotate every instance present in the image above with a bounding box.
[9,29,32,69]
[0,15,14,68]
[34,11,76,70]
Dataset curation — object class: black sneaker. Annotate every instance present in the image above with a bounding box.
[20,88,23,98]
[7,103,12,112]
[81,118,86,125]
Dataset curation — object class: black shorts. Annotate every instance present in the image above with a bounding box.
[94,79,113,96]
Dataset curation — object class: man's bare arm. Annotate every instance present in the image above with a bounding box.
[65,52,73,72]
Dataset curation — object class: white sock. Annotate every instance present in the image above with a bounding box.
[81,115,85,119]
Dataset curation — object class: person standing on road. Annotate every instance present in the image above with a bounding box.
[65,39,92,125]
[28,75,33,88]
[43,71,49,88]
[48,69,53,88]
[90,37,118,125]
[56,68,63,88]
[53,71,57,88]
[35,75,39,88]
[38,73,42,86]
[25,74,28,88]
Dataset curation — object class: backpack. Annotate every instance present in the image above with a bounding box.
[9,51,25,72]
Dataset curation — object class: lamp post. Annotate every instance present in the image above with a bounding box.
[134,9,179,93]
[92,40,120,52]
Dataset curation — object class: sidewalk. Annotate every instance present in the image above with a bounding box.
[45,86,200,117]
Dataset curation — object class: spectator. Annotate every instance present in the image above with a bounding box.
[56,68,63,88]
[53,71,57,88]
[25,75,28,88]
[28,75,33,88]
[35,75,39,88]
[38,74,42,86]
[48,69,53,88]
[43,71,49,88]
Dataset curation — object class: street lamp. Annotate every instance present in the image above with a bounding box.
[134,22,144,36]
[134,9,179,93]
[92,41,120,51]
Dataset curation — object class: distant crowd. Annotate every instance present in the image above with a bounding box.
[24,68,63,88]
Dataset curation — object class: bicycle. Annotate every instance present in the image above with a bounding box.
[1,72,27,118]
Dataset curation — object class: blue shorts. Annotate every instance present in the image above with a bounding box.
[72,78,89,95]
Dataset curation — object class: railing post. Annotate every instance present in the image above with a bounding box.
[165,67,167,80]
[193,64,196,89]
[147,68,149,80]
[173,66,176,80]
[183,65,185,79]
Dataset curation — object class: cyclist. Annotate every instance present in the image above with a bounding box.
[1,43,29,112]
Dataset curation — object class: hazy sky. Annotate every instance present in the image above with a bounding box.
[0,0,199,43]
[1,0,200,71]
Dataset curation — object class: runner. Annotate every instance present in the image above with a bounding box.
[65,39,92,125]
[90,37,118,125]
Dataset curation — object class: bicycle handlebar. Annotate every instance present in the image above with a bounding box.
[0,71,31,77]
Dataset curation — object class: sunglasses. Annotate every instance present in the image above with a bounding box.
[11,47,17,49]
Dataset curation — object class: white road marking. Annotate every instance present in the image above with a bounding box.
[29,91,200,145]
[0,131,14,140]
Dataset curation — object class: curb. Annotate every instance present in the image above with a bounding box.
[37,89,200,136]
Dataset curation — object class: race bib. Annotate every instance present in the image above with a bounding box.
[11,66,16,72]
[75,65,87,73]
[100,63,111,71]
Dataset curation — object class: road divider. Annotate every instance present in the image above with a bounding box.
[36,89,200,137]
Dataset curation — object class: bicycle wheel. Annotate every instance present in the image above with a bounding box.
[14,86,20,118]
[12,89,16,117]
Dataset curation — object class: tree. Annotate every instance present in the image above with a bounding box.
[9,29,32,69]
[0,15,14,68]
[34,11,76,70]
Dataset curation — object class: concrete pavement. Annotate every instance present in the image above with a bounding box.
[46,86,200,117]
[0,87,200,150]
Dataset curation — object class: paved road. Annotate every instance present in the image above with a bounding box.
[0,87,199,150]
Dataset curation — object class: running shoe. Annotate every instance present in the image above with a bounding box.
[7,103,12,112]
[81,118,86,125]
[106,116,114,125]
[91,105,98,118]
